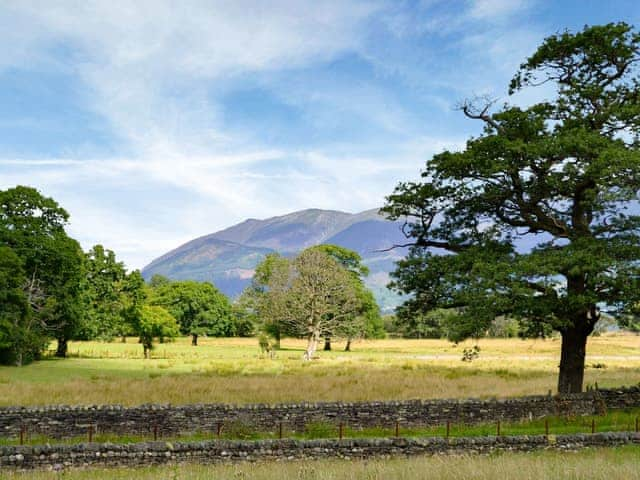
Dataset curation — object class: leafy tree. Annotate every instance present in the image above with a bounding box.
[83,245,128,340]
[383,23,640,393]
[308,244,370,278]
[259,249,359,360]
[44,235,86,358]
[309,245,381,351]
[0,186,85,360]
[394,307,455,339]
[134,306,180,358]
[0,246,42,365]
[149,280,234,345]
[149,274,171,288]
[238,253,291,348]
[120,270,147,341]
[340,283,385,351]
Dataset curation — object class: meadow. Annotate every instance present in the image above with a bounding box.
[0,335,637,406]
[3,446,640,480]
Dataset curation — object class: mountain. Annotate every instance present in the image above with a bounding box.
[142,208,408,312]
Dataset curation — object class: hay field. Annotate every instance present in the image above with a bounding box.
[0,335,637,406]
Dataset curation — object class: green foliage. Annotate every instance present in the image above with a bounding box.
[149,279,234,344]
[0,186,85,362]
[308,244,370,278]
[82,245,128,340]
[135,306,180,358]
[395,307,456,339]
[309,245,383,343]
[0,246,42,365]
[488,316,520,338]
[238,253,291,345]
[383,23,640,393]
[240,246,382,354]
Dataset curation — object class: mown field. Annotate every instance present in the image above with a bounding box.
[0,335,638,406]
[3,446,640,480]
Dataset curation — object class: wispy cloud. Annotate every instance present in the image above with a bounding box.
[1,0,628,269]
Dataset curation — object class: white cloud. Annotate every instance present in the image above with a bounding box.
[0,0,548,269]
[469,0,532,20]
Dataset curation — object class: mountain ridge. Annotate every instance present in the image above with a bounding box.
[142,208,407,312]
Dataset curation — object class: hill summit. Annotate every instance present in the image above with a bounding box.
[142,208,408,312]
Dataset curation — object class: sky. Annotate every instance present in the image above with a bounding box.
[2,0,639,270]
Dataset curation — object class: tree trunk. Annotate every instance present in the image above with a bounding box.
[323,336,331,351]
[345,338,352,352]
[303,330,320,360]
[192,333,198,346]
[273,330,281,350]
[55,337,68,358]
[121,336,126,343]
[143,343,151,359]
[557,327,589,394]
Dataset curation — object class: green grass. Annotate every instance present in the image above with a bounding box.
[0,336,638,406]
[2,446,640,480]
[2,408,638,447]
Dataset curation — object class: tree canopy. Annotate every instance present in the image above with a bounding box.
[0,186,85,362]
[149,279,234,345]
[242,247,379,359]
[134,305,180,359]
[383,22,640,393]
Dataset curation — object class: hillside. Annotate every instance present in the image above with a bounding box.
[142,208,408,311]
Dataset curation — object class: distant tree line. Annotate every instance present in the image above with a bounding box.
[0,186,384,365]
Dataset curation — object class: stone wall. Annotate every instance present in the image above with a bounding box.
[0,386,638,440]
[1,432,639,470]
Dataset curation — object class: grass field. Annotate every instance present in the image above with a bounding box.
[3,446,640,480]
[0,335,637,406]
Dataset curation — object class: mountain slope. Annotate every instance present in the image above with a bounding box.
[142,208,407,310]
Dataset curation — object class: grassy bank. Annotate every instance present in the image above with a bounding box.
[0,336,638,406]
[3,446,640,480]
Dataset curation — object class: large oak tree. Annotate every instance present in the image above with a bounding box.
[383,23,640,393]
[0,186,85,360]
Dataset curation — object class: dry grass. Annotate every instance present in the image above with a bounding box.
[3,446,640,480]
[0,335,638,406]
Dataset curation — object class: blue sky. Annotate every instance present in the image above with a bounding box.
[2,0,639,269]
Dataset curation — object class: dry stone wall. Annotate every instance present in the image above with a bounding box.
[1,432,639,470]
[0,386,638,440]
